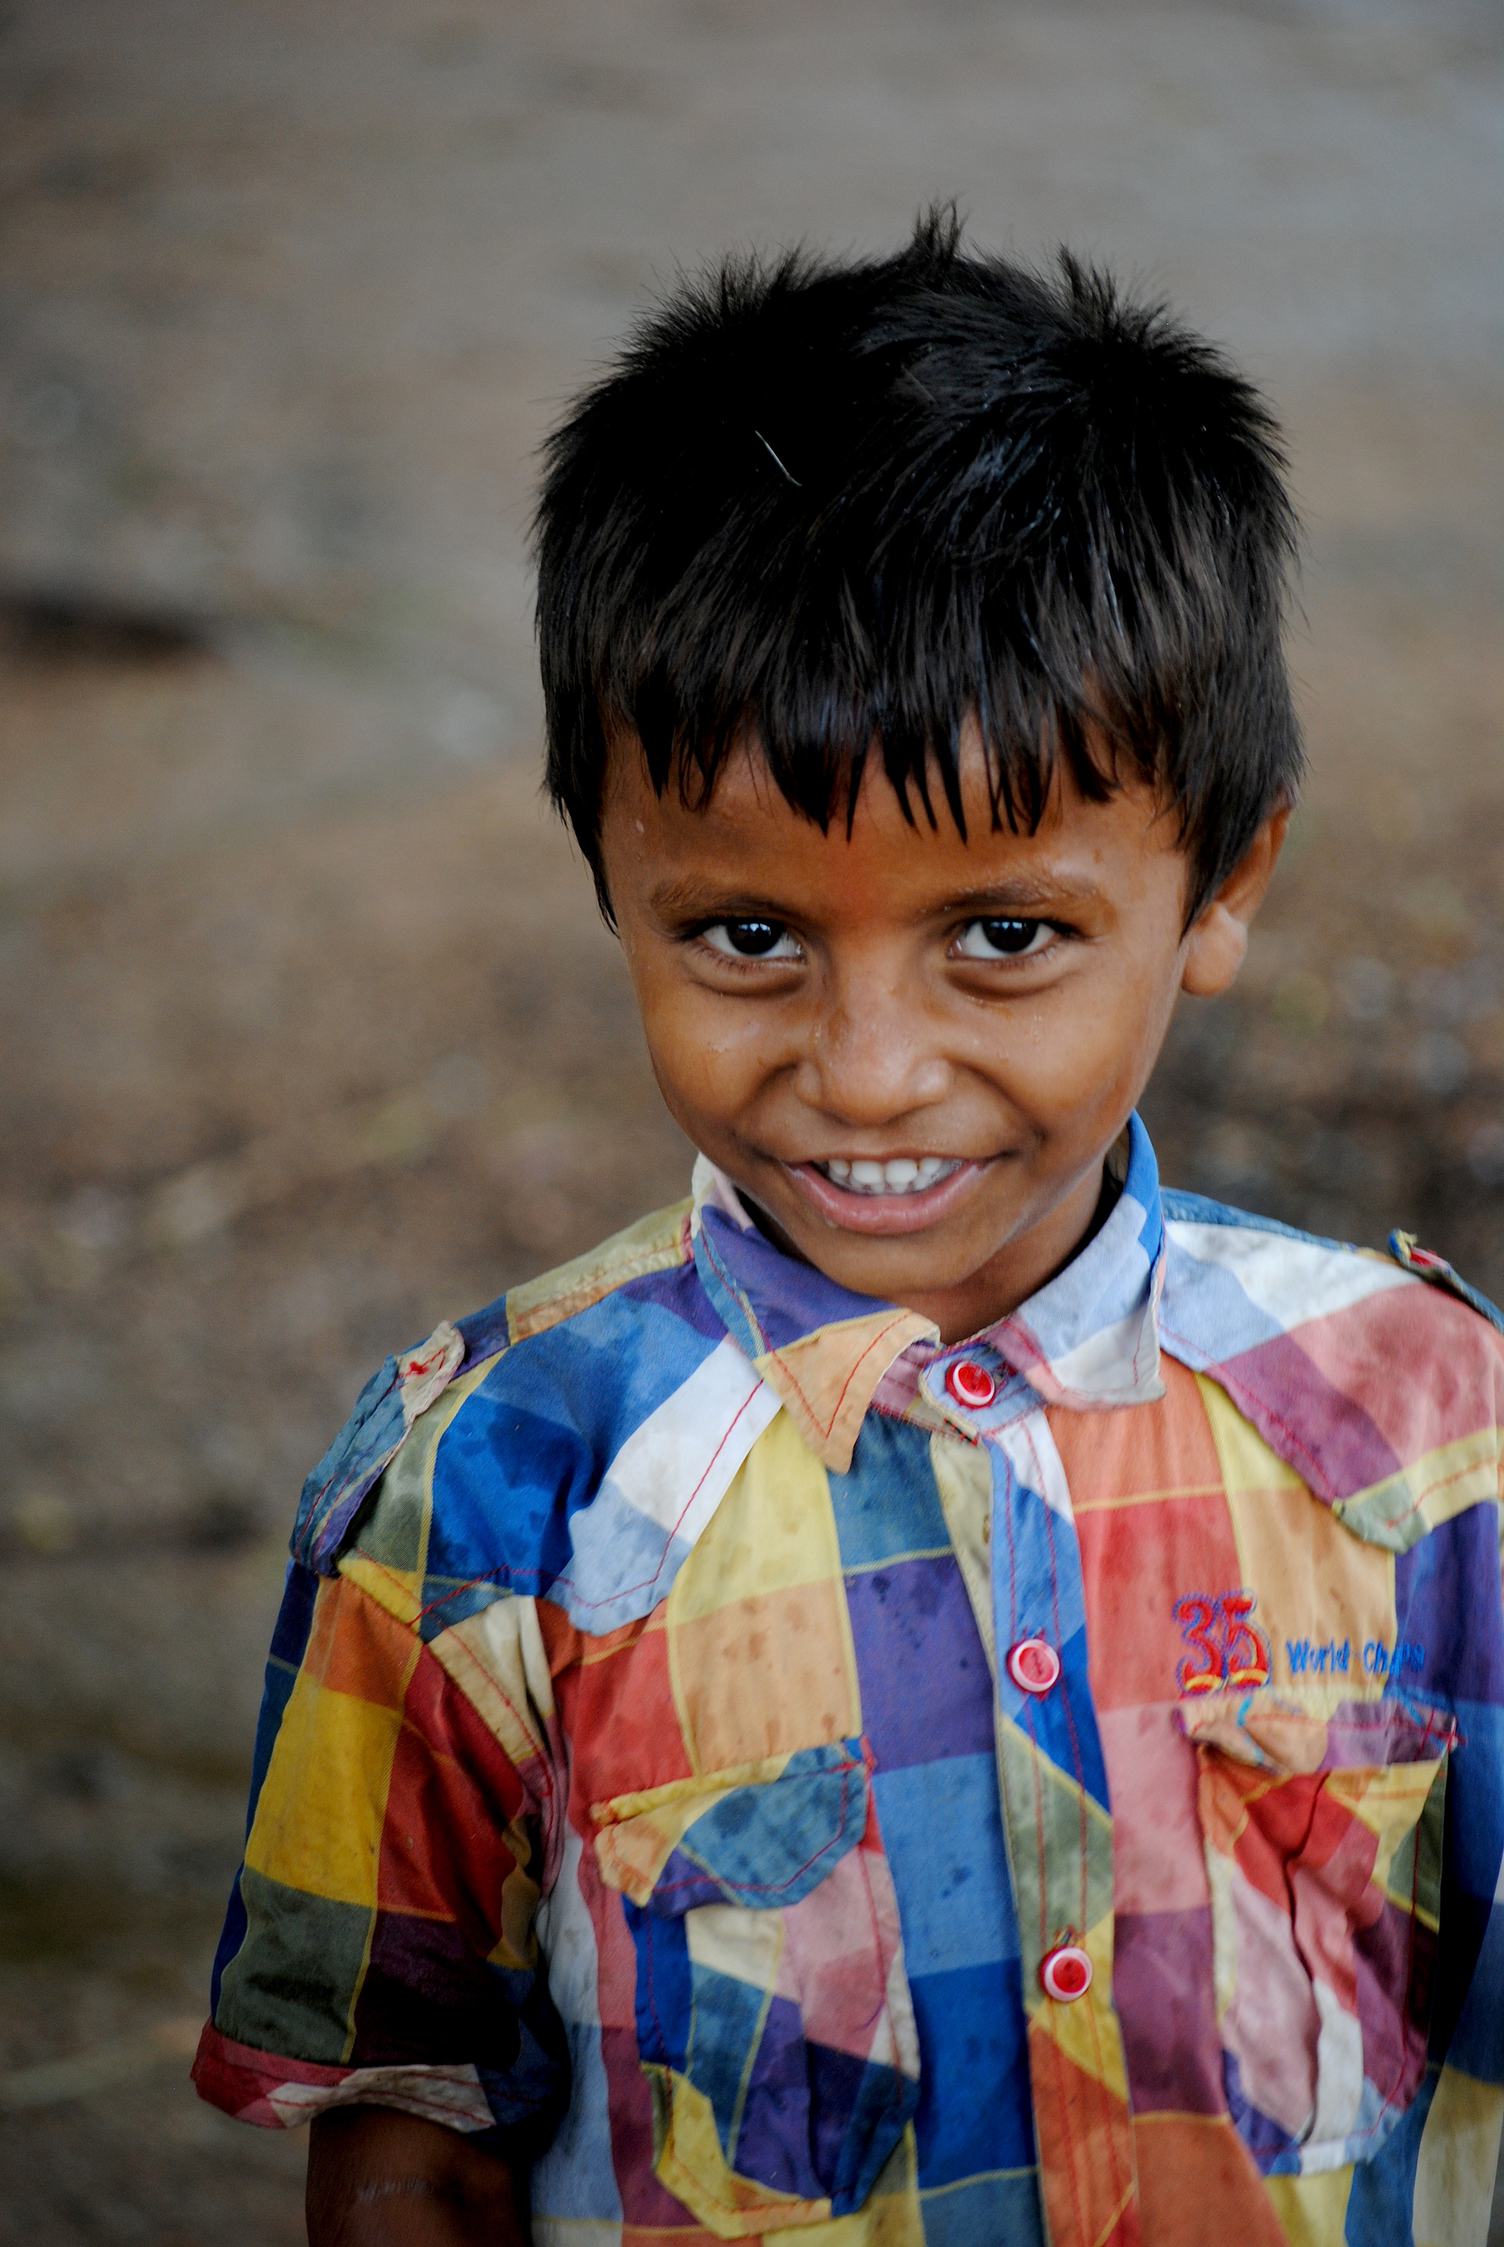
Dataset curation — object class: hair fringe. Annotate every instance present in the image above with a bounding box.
[535,205,1303,920]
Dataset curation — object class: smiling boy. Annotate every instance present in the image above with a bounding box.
[599,734,1281,1344]
[195,213,1504,2247]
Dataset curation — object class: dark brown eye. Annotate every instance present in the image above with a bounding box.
[954,917,1051,960]
[701,919,799,960]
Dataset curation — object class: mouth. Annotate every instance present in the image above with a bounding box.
[816,1154,965,1197]
[782,1154,993,1236]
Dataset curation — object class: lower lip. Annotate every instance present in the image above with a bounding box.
[783,1159,992,1235]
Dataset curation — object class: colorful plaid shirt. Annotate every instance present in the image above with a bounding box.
[194,1117,1504,2246]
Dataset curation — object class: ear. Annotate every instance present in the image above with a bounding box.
[1180,804,1291,999]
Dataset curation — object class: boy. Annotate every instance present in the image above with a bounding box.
[193,212,1504,2246]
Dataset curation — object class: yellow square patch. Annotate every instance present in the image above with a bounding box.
[670,1408,845,1616]
[245,1669,402,1908]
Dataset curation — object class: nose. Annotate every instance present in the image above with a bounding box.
[793,976,954,1127]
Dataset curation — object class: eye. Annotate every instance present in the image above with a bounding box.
[953,916,1057,961]
[699,918,802,961]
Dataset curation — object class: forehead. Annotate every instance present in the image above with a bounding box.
[600,730,1189,918]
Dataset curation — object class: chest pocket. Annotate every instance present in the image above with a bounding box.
[1181,1699,1453,2176]
[592,1738,920,2237]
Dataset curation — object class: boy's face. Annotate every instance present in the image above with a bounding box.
[599,727,1282,1341]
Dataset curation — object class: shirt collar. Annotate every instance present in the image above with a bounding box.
[690,1115,1166,1472]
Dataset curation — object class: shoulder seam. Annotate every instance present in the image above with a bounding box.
[508,1231,687,1330]
[1165,1194,1504,1337]
[503,1207,694,1346]
[1161,1189,1359,1258]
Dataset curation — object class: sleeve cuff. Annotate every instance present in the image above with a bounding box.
[191,2022,495,2134]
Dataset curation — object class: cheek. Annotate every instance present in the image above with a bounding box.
[634,980,771,1124]
[986,960,1177,1123]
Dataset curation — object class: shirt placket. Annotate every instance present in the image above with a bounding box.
[989,1410,1139,2247]
[929,1347,1140,2247]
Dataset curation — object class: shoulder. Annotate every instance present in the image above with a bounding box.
[1159,1188,1504,1545]
[290,1198,695,1574]
[1161,1187,1504,1340]
[290,1195,774,1634]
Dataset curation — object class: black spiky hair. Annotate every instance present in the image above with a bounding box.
[535,205,1302,920]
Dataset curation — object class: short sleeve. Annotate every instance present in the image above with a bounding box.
[191,1556,568,2145]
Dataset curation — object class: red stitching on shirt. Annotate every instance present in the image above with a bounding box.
[1022,1416,1130,2223]
[302,1225,700,1553]
[1366,1453,1487,1535]
[1041,2004,1090,2247]
[1082,1996,1129,2222]
[635,1752,912,2208]
[767,1313,919,1444]
[698,1215,917,1449]
[999,1449,1021,1650]
[1158,1320,1338,1499]
[1164,1318,1499,1535]
[355,1381,764,1628]
[333,1565,558,1831]
[1017,1607,1052,1941]
[510,1235,696,1341]
[995,1452,1049,1953]
[640,1760,863,1902]
[424,1619,559,1824]
[1026,1424,1093,1950]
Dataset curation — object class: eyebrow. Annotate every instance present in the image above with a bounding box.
[924,875,1109,915]
[646,878,792,920]
[644,871,1109,920]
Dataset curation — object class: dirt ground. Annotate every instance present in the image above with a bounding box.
[2,0,1503,2239]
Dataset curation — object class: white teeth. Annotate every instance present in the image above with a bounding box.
[816,1156,966,1196]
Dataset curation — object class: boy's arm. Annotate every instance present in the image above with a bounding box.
[195,1559,567,2211]
[306,2108,529,2246]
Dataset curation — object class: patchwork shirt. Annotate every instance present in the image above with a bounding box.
[194,1118,1504,2247]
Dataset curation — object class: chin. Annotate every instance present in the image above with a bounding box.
[797,1231,972,1293]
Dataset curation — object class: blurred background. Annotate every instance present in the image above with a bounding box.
[2,0,1502,2238]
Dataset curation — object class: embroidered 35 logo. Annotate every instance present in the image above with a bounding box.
[1173,1589,1272,1696]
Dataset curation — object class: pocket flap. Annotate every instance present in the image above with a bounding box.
[591,1738,869,1913]
[1177,1695,1457,1775]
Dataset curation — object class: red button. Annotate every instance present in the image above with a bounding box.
[1007,1638,1062,1696]
[1040,1944,1093,2003]
[945,1358,997,1410]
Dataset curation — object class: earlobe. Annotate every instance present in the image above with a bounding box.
[1180,904,1249,997]
[1179,804,1291,999]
